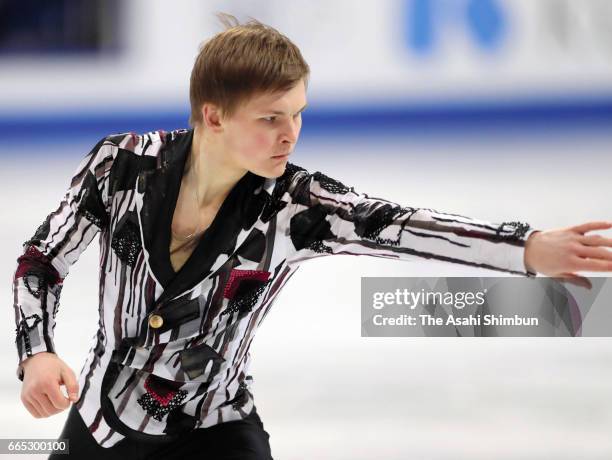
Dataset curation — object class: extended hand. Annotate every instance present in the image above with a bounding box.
[524,221,612,289]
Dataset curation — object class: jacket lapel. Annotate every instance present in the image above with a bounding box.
[134,129,269,309]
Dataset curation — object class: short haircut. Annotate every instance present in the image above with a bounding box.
[189,13,311,127]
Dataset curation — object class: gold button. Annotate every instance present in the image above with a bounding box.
[148,314,163,329]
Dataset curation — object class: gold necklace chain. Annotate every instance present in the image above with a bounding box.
[171,149,202,241]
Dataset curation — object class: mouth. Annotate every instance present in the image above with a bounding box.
[271,153,290,159]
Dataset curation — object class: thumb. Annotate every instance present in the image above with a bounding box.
[60,365,80,403]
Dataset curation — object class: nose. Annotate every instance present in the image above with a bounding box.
[282,117,300,144]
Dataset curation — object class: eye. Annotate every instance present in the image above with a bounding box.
[262,116,277,123]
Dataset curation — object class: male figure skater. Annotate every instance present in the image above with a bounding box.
[12,13,612,459]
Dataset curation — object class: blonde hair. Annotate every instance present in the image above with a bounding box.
[189,13,310,126]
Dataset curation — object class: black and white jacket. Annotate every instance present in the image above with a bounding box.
[12,128,538,447]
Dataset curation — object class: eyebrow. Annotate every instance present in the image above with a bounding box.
[265,103,308,116]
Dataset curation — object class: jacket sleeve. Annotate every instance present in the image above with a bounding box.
[284,166,540,277]
[12,135,120,381]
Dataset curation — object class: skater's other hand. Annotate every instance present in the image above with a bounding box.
[20,352,79,418]
[524,221,612,289]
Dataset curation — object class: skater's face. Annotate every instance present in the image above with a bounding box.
[218,78,307,178]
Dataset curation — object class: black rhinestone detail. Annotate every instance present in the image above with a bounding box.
[136,390,188,421]
[24,213,52,247]
[284,162,307,177]
[136,375,188,421]
[307,240,333,254]
[15,307,43,358]
[230,381,250,410]
[312,171,352,195]
[78,205,107,229]
[220,280,271,317]
[111,219,142,268]
[496,221,531,242]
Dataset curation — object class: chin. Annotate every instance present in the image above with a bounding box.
[251,161,289,179]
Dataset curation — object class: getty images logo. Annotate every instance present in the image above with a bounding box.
[404,0,507,54]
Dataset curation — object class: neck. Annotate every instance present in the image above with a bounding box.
[188,124,248,208]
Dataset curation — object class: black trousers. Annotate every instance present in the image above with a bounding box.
[48,404,273,460]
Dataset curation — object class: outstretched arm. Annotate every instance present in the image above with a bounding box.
[282,165,612,284]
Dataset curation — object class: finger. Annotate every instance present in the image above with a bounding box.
[23,398,41,418]
[572,256,612,272]
[44,387,70,411]
[575,245,612,262]
[42,393,62,415]
[34,393,58,417]
[580,235,612,248]
[571,221,612,235]
[30,395,50,417]
[60,366,79,402]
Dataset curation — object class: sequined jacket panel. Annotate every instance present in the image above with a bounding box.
[12,128,538,447]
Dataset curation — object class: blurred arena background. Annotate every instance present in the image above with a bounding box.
[1,1,611,459]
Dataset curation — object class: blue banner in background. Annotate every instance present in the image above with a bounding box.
[1,98,611,143]
[406,0,507,55]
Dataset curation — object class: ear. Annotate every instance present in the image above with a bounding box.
[201,103,224,133]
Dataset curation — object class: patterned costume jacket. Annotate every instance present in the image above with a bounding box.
[12,128,539,447]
